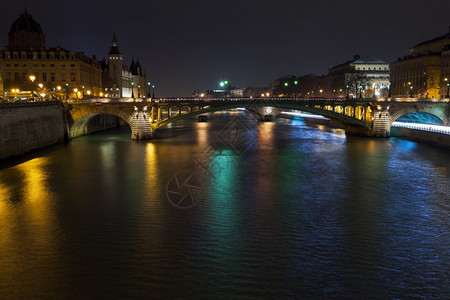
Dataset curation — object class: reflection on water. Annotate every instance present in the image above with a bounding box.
[0,111,449,299]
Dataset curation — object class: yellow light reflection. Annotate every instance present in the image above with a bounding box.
[16,157,50,204]
[196,122,209,148]
[257,122,274,150]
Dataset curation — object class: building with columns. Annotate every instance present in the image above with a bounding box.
[0,9,102,100]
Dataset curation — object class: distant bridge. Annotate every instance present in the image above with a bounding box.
[64,97,450,140]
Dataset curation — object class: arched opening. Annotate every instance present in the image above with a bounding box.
[181,106,190,114]
[169,106,179,117]
[390,112,448,138]
[334,106,344,114]
[344,106,354,117]
[159,107,169,120]
[393,112,444,125]
[355,106,365,121]
[365,106,374,122]
[70,113,130,139]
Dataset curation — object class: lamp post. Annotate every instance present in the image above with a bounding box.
[65,83,69,101]
[388,82,391,98]
[147,82,151,98]
[152,85,155,98]
[131,81,134,98]
[57,86,62,101]
[445,78,449,98]
[38,83,44,101]
[29,75,36,101]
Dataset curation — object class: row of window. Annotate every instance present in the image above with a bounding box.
[4,63,76,68]
[5,72,76,82]
[3,52,78,60]
[355,67,388,71]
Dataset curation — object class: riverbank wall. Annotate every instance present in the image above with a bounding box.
[0,101,65,160]
[390,127,450,149]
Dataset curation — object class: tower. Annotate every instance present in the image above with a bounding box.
[108,33,123,97]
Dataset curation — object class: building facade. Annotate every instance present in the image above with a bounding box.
[102,34,147,98]
[0,10,102,100]
[390,28,450,99]
[441,46,450,98]
[328,55,390,98]
[0,10,149,100]
[271,55,389,98]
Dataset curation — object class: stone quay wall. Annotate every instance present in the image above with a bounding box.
[0,101,65,159]
[391,127,450,149]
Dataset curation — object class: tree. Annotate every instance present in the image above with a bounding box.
[345,72,369,98]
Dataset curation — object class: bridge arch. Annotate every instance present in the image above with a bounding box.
[69,113,130,139]
[388,105,448,129]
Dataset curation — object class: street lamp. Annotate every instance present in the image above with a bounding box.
[131,81,134,98]
[29,75,36,100]
[152,85,155,98]
[147,82,151,98]
[56,86,61,101]
[445,78,449,98]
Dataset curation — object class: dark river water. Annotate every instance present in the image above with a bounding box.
[0,111,449,299]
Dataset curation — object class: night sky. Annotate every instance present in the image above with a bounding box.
[1,0,450,97]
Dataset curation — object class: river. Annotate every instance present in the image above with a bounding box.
[0,111,449,299]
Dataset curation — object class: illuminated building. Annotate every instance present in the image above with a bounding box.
[0,9,102,99]
[327,55,390,98]
[390,28,450,99]
[102,34,147,98]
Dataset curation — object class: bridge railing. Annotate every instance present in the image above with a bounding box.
[64,97,450,103]
[3,96,448,104]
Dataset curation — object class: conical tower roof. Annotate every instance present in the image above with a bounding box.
[109,33,120,54]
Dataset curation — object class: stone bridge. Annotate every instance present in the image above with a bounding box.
[64,97,450,139]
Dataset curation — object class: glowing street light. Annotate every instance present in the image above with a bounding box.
[131,81,135,98]
[29,75,36,82]
[445,78,449,98]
